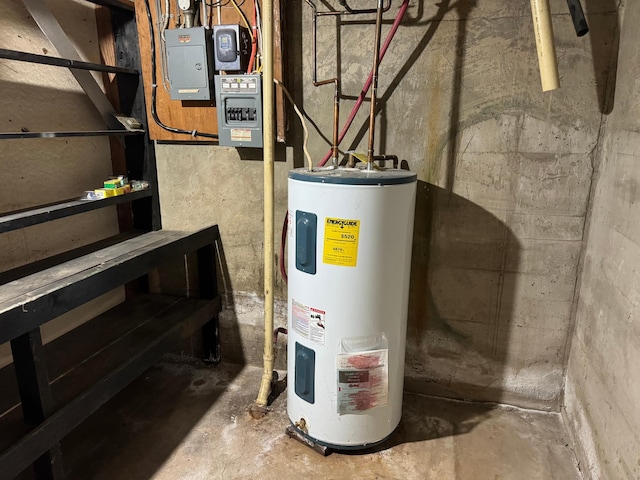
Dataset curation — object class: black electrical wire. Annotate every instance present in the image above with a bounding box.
[143,0,218,139]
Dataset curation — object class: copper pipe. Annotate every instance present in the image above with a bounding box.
[313,79,340,166]
[366,0,385,169]
[331,82,340,165]
[306,0,340,166]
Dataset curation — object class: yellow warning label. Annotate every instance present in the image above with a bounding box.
[323,217,360,267]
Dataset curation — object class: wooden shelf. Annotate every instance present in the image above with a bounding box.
[0,129,144,140]
[0,226,220,344]
[0,189,152,235]
[0,231,145,286]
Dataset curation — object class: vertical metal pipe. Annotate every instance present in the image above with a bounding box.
[310,0,318,79]
[306,0,340,168]
[255,0,275,409]
[366,0,384,169]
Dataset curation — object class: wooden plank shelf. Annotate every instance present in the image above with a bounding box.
[0,189,152,235]
[0,226,220,344]
[0,231,144,286]
[0,294,221,479]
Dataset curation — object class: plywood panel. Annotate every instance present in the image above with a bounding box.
[134,0,285,142]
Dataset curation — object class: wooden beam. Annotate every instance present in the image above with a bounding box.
[95,6,135,234]
[10,329,64,479]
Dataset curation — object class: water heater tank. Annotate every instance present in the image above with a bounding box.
[287,166,417,449]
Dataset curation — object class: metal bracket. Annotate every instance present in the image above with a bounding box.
[21,0,122,130]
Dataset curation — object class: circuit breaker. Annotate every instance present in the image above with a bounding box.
[165,27,215,101]
[214,74,263,148]
[212,25,251,72]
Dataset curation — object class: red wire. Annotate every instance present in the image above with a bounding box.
[279,0,410,282]
[247,0,258,73]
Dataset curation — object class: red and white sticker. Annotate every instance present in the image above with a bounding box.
[291,299,326,345]
[337,349,388,414]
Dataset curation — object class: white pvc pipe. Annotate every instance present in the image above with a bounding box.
[530,0,560,92]
[255,0,275,409]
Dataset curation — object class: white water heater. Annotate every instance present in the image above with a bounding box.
[287,166,417,449]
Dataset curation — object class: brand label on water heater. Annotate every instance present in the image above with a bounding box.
[292,299,326,345]
[323,217,360,267]
[337,349,388,414]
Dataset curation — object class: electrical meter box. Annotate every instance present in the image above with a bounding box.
[213,24,251,72]
[165,27,214,101]
[214,74,263,148]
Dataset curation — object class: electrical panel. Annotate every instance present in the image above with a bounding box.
[165,27,214,101]
[212,24,251,72]
[214,74,263,148]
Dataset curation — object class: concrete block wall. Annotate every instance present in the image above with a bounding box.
[564,2,640,478]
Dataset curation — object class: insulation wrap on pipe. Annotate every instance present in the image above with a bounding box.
[529,0,560,92]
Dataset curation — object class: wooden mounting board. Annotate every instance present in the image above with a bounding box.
[134,0,286,142]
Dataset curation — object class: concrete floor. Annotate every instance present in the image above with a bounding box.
[60,358,583,480]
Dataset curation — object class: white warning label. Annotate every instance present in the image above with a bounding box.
[337,349,388,414]
[230,128,252,142]
[291,299,326,345]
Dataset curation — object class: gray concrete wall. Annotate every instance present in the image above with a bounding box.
[0,0,122,367]
[156,0,617,408]
[563,2,640,479]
